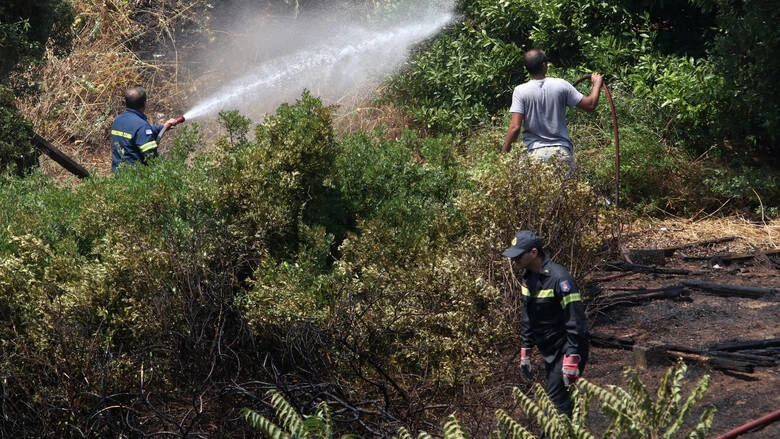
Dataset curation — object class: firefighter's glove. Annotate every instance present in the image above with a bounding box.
[562,354,581,387]
[520,348,533,380]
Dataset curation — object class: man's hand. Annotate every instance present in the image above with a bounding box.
[590,72,604,88]
[163,118,179,130]
[562,354,581,386]
[520,348,533,380]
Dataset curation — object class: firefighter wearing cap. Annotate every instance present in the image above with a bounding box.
[111,86,178,172]
[503,230,589,417]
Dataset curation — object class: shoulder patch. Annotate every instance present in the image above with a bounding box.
[559,280,571,292]
[145,129,153,135]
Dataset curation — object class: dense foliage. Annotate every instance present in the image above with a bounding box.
[0,91,604,436]
[0,0,775,436]
[386,0,778,215]
[0,0,74,174]
[242,360,714,438]
[0,0,73,79]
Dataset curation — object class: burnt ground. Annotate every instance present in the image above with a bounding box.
[461,218,778,439]
[582,218,778,438]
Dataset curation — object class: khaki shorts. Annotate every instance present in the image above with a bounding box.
[528,145,572,162]
[528,145,574,176]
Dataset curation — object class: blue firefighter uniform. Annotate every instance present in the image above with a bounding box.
[521,255,590,416]
[111,108,163,172]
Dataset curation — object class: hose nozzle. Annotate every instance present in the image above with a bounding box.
[157,116,186,141]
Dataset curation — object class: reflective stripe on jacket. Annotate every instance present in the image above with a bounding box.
[520,256,589,363]
[111,108,162,172]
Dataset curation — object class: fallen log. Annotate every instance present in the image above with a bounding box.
[681,280,778,298]
[589,285,690,312]
[660,235,739,256]
[714,409,780,439]
[604,261,692,275]
[708,337,780,352]
[590,333,635,350]
[681,248,780,263]
[32,133,90,179]
[634,342,762,373]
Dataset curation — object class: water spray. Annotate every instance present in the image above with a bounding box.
[182,5,456,121]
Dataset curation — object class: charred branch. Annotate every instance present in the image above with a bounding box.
[604,261,692,275]
[590,333,635,350]
[32,133,90,179]
[681,280,778,299]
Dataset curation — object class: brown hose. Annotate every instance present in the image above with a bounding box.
[573,73,622,250]
[714,409,780,439]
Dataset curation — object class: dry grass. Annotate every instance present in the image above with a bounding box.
[622,215,779,254]
[21,0,197,178]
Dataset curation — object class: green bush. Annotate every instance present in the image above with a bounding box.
[692,0,780,150]
[0,89,37,176]
[455,149,601,278]
[336,128,463,242]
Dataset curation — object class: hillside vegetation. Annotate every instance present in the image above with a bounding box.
[0,0,777,437]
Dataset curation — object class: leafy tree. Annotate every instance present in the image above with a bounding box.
[0,88,36,175]
[0,0,74,174]
[0,0,74,79]
[691,0,779,156]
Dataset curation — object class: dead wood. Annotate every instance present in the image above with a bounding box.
[647,344,754,373]
[32,133,90,179]
[681,280,778,298]
[590,333,634,350]
[631,341,777,372]
[659,235,739,255]
[708,337,780,352]
[681,248,780,263]
[604,261,692,275]
[590,285,690,312]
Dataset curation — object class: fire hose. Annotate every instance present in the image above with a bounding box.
[156,116,186,141]
[573,73,622,251]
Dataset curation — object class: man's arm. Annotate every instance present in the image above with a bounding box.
[560,281,587,355]
[502,112,524,153]
[575,72,604,112]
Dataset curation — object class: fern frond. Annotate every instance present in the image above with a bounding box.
[312,401,333,437]
[570,381,594,426]
[664,373,711,438]
[653,360,678,425]
[624,368,652,424]
[442,413,471,439]
[684,406,716,439]
[393,427,414,439]
[581,379,642,436]
[494,408,536,439]
[268,389,305,435]
[241,407,292,439]
[512,386,544,426]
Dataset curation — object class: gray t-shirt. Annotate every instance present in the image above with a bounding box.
[509,78,584,151]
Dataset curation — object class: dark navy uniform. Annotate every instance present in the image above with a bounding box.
[111,108,163,172]
[521,255,589,416]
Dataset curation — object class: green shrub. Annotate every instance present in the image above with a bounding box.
[0,89,37,176]
[455,149,601,278]
[692,0,780,150]
[385,0,528,132]
[336,128,463,242]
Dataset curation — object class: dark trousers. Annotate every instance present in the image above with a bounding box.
[543,346,589,417]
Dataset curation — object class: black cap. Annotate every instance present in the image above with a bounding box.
[502,230,543,258]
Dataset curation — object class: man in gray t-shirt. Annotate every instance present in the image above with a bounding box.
[502,49,603,163]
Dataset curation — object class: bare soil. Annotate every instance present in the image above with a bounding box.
[583,218,779,438]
